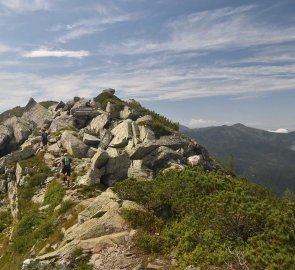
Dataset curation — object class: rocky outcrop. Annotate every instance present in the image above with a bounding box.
[0,124,13,155]
[22,189,143,270]
[0,117,33,156]
[0,90,224,270]
[22,98,53,128]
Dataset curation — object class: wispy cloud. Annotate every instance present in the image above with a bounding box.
[0,43,20,54]
[23,49,90,58]
[57,27,101,43]
[0,0,51,12]
[53,10,137,43]
[100,5,295,55]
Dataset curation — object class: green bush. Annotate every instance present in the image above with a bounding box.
[114,167,295,269]
[129,101,179,131]
[121,209,163,233]
[94,92,125,110]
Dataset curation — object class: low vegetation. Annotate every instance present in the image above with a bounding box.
[0,210,12,233]
[114,166,295,269]
[94,91,125,110]
[0,155,81,270]
[129,100,179,131]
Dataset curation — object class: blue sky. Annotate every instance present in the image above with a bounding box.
[0,0,294,131]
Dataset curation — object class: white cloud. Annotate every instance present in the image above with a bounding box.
[0,0,51,12]
[188,118,217,128]
[23,49,90,58]
[268,128,289,133]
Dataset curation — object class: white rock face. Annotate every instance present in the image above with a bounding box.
[187,155,203,166]
[109,120,133,148]
[89,113,110,135]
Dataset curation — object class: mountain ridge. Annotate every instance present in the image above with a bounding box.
[181,123,295,195]
[0,90,294,270]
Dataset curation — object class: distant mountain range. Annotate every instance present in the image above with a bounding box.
[181,123,295,195]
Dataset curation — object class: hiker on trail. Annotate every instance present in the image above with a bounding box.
[60,153,73,187]
[85,99,92,107]
[41,128,49,151]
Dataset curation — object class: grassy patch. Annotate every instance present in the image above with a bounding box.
[44,180,65,209]
[57,200,75,215]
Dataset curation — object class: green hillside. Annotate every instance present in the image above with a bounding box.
[114,166,295,269]
[182,124,295,195]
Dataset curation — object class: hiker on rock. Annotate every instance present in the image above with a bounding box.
[60,152,73,187]
[41,128,49,151]
[85,99,92,107]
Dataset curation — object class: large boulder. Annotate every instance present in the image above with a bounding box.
[139,125,155,142]
[142,146,183,171]
[89,113,110,135]
[0,117,33,156]
[187,155,203,166]
[120,106,139,120]
[109,120,133,148]
[21,135,42,151]
[91,149,109,169]
[99,129,113,149]
[76,167,104,186]
[0,125,13,155]
[4,117,33,145]
[102,88,115,95]
[136,115,153,125]
[78,189,119,223]
[62,210,126,243]
[127,141,159,160]
[60,131,89,158]
[22,98,53,128]
[83,133,100,146]
[49,115,74,133]
[156,135,189,150]
[0,179,7,193]
[0,148,36,173]
[128,160,154,179]
[103,151,131,186]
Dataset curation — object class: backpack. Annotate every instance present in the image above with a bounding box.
[64,157,70,166]
[42,132,48,141]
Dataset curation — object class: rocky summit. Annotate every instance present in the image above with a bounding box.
[0,89,219,270]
